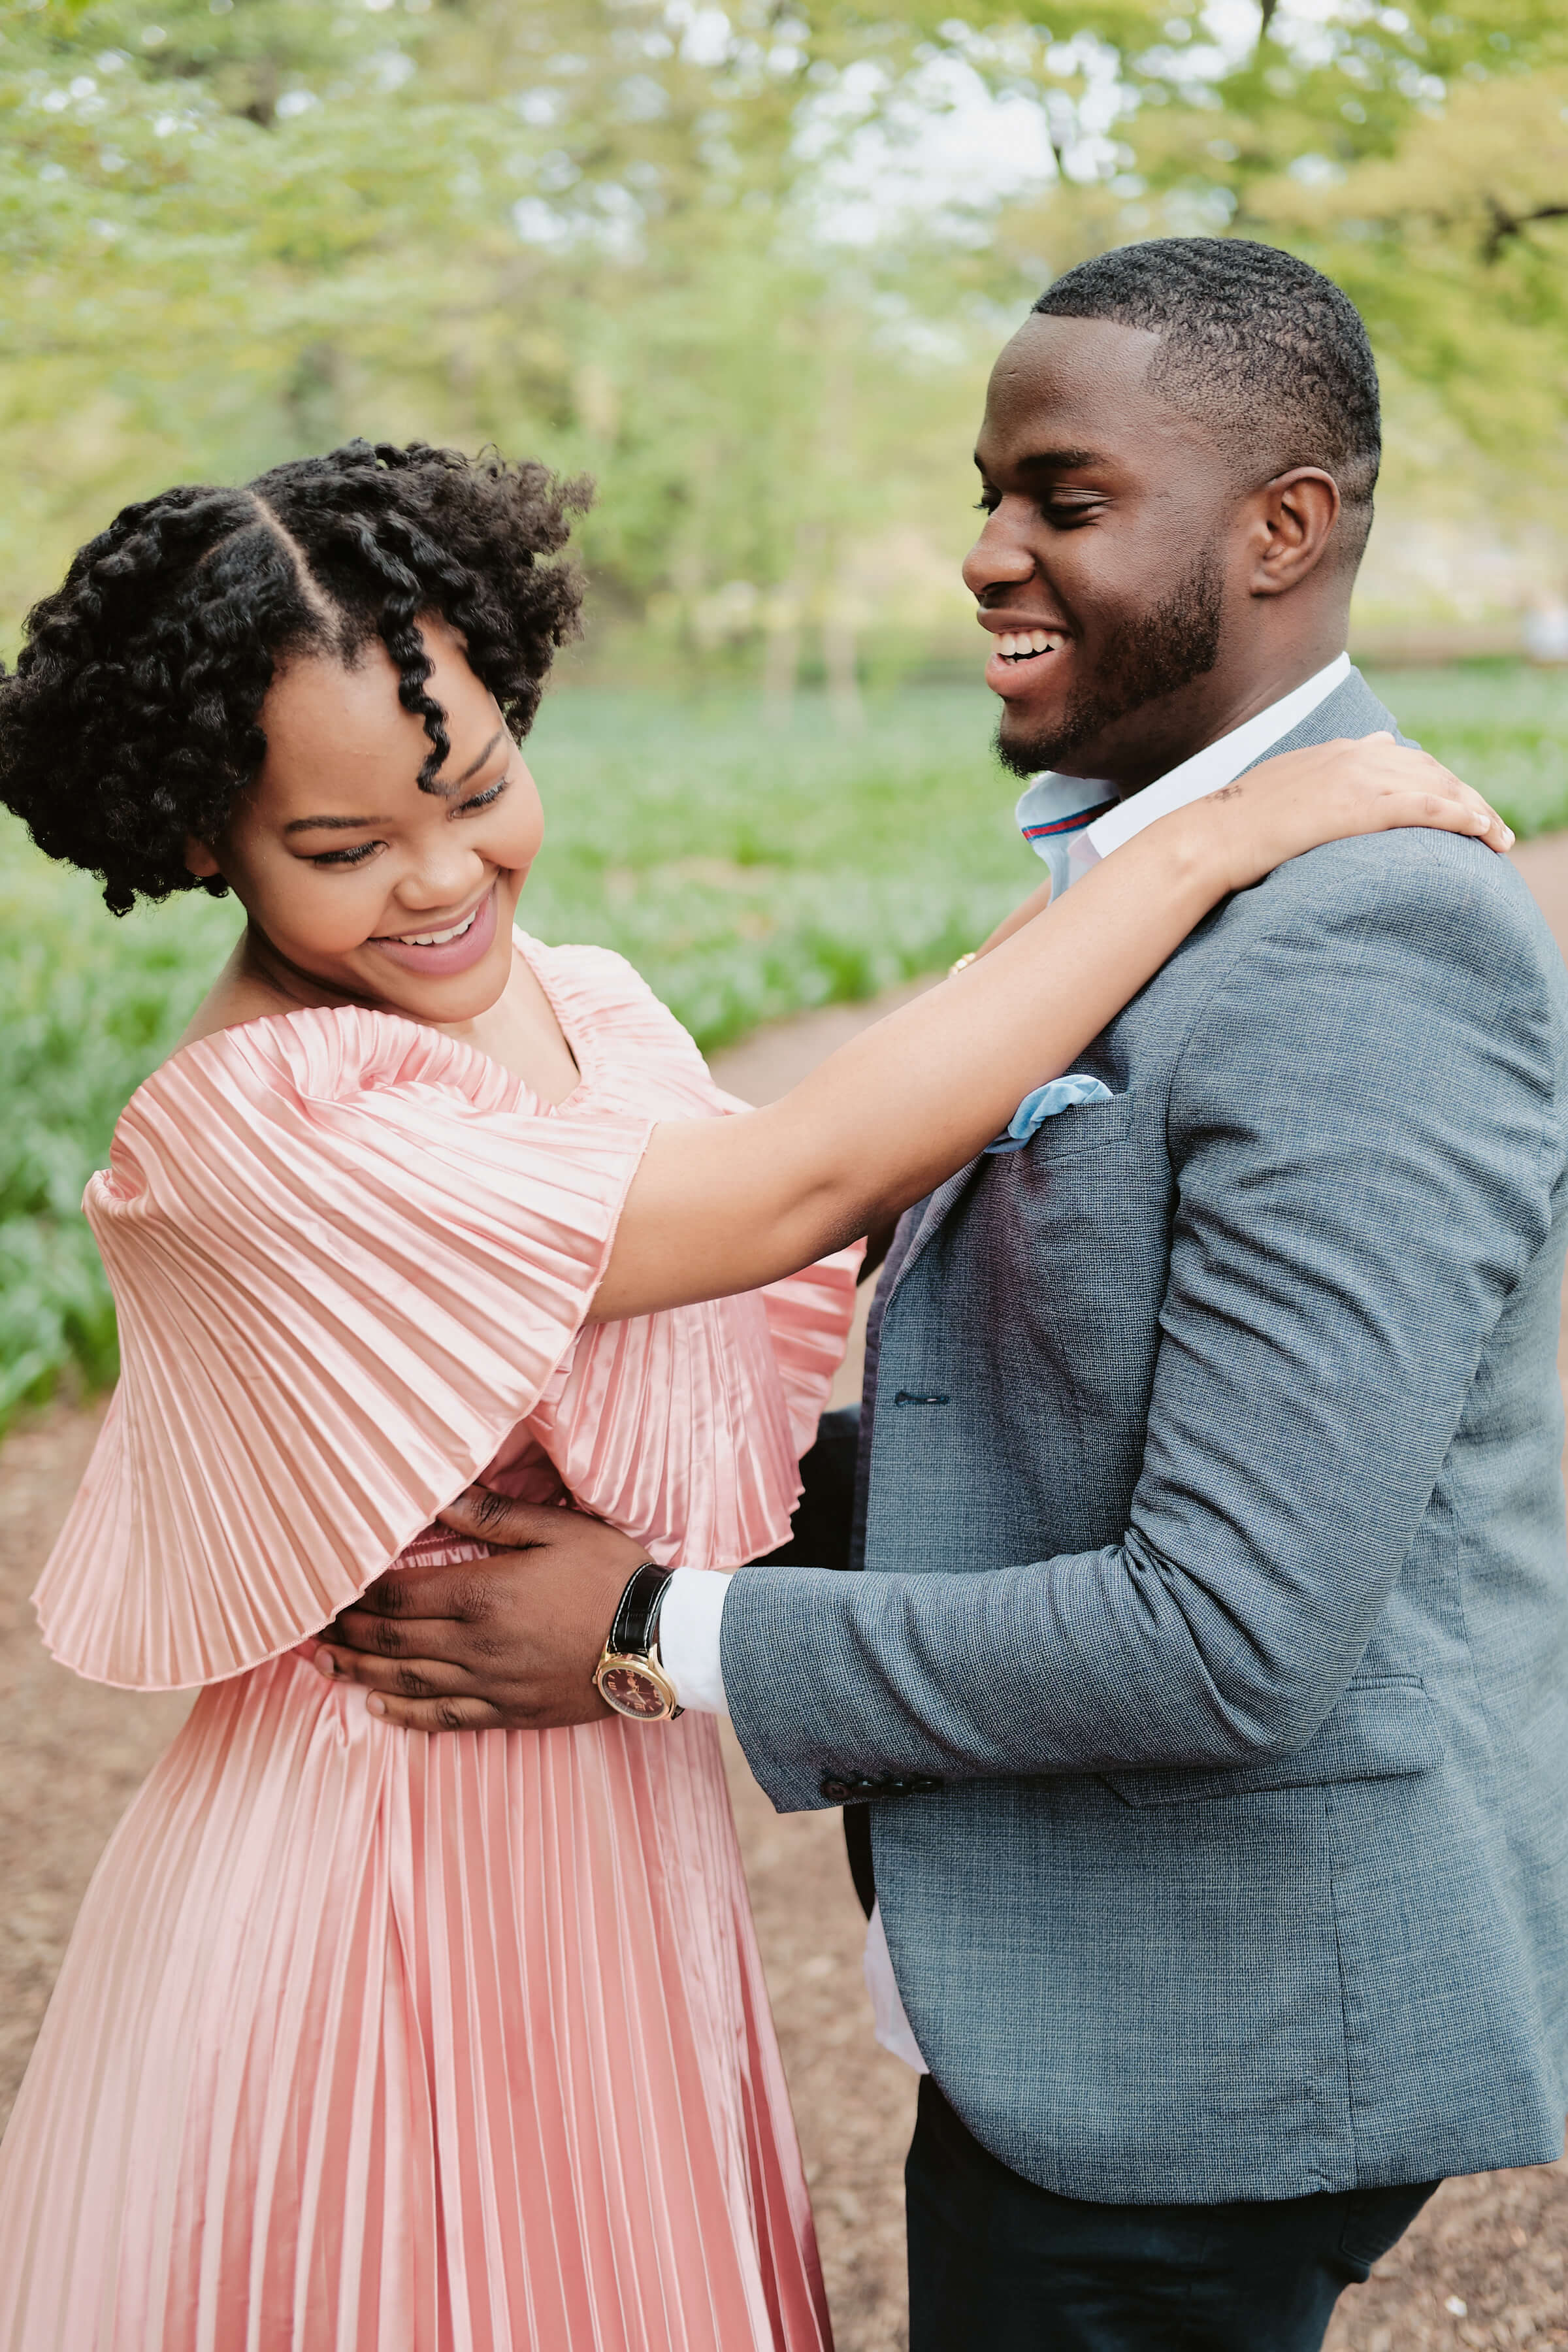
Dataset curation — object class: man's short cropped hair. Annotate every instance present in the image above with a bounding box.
[1033,238,1381,559]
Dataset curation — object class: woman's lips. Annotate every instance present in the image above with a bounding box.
[370,882,498,976]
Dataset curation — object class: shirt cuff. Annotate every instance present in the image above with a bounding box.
[659,1567,732,1716]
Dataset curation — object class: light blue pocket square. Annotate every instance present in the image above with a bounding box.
[984,1073,1114,1154]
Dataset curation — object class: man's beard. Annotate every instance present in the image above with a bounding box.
[995,543,1226,780]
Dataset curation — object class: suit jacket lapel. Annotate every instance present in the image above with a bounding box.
[885,1160,985,1305]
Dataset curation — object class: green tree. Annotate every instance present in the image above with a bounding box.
[2,0,1564,669]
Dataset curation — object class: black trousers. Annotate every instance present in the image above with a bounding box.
[906,2078,1438,2352]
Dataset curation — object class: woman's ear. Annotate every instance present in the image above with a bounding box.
[184,835,222,879]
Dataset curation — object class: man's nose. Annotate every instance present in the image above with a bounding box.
[961,506,1037,602]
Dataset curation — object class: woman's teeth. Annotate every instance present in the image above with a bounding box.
[394,909,478,948]
[997,631,1060,661]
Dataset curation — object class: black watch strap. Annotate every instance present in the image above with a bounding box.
[608,1562,673,1660]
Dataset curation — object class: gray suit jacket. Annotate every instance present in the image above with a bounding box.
[725,670,1568,2202]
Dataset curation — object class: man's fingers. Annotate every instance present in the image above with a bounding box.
[346,1565,504,1624]
[313,1641,474,1697]
[324,1607,485,1661]
[365,1693,510,1733]
[435,1487,587,1548]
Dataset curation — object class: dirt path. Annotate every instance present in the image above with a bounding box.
[6,847,1568,2347]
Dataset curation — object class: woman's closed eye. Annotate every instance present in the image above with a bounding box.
[303,776,510,867]
[308,838,383,869]
[460,777,508,813]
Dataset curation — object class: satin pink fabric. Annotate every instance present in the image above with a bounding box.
[0,937,857,2351]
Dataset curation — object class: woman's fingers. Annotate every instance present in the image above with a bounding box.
[1259,738,1511,855]
[1378,743,1511,849]
[1208,734,1513,900]
[1366,759,1511,853]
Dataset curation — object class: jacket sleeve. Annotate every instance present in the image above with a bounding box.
[722,835,1564,1811]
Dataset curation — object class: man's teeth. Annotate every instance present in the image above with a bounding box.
[396,909,477,948]
[997,630,1060,661]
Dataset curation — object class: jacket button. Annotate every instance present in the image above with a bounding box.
[819,1776,853,1803]
[912,1775,944,1794]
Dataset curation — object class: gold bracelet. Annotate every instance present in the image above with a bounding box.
[948,950,979,978]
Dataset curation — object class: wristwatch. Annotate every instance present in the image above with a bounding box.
[593,1561,684,1722]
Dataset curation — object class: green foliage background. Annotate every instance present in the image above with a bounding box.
[3,662,1565,1427]
[3,0,1567,1419]
[3,0,1567,666]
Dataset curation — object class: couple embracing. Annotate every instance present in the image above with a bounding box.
[1,238,1563,2352]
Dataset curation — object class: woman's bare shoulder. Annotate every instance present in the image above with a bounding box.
[172,936,293,1053]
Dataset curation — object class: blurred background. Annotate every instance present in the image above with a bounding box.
[5,11,1568,2342]
[3,0,1568,1427]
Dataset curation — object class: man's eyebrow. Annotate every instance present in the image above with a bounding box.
[1014,446,1104,471]
[282,732,508,833]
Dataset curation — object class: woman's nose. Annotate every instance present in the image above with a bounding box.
[397,839,488,911]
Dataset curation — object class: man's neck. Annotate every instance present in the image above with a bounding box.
[1088,644,1352,802]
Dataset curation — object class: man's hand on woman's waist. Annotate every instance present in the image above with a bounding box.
[311,1491,644,1731]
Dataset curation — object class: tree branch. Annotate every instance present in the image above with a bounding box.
[1483,193,1568,263]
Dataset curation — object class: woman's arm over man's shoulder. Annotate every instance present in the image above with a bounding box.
[721,828,1568,1814]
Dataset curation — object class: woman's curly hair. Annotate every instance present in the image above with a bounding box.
[0,440,590,914]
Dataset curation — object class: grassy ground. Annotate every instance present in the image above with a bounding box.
[2,661,1564,1422]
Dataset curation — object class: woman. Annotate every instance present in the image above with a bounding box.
[0,440,1505,2352]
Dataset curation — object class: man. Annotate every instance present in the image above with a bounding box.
[320,240,1568,2347]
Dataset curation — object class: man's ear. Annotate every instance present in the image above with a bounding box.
[1247,468,1341,598]
[184,835,222,879]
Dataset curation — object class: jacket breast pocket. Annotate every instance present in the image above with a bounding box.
[1100,1678,1444,1807]
[1015,1088,1136,1164]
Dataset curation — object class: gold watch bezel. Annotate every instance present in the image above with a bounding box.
[593,1644,683,1723]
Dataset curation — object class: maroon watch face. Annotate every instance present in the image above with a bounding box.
[599,1663,669,1720]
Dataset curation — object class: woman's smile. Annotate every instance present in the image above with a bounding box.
[370,881,498,976]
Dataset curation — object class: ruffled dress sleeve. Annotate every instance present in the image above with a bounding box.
[704,1075,862,1460]
[33,1006,653,1690]
[755,1256,862,1458]
[505,942,863,1565]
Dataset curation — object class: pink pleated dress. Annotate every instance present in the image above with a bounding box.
[0,935,857,2352]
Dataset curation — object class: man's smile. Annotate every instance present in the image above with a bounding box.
[994,630,1062,663]
[980,610,1075,705]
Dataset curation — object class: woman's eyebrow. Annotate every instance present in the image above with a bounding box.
[284,811,385,835]
[449,728,506,787]
[283,734,508,834]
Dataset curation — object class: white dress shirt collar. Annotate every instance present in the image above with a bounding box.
[1015,653,1352,898]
